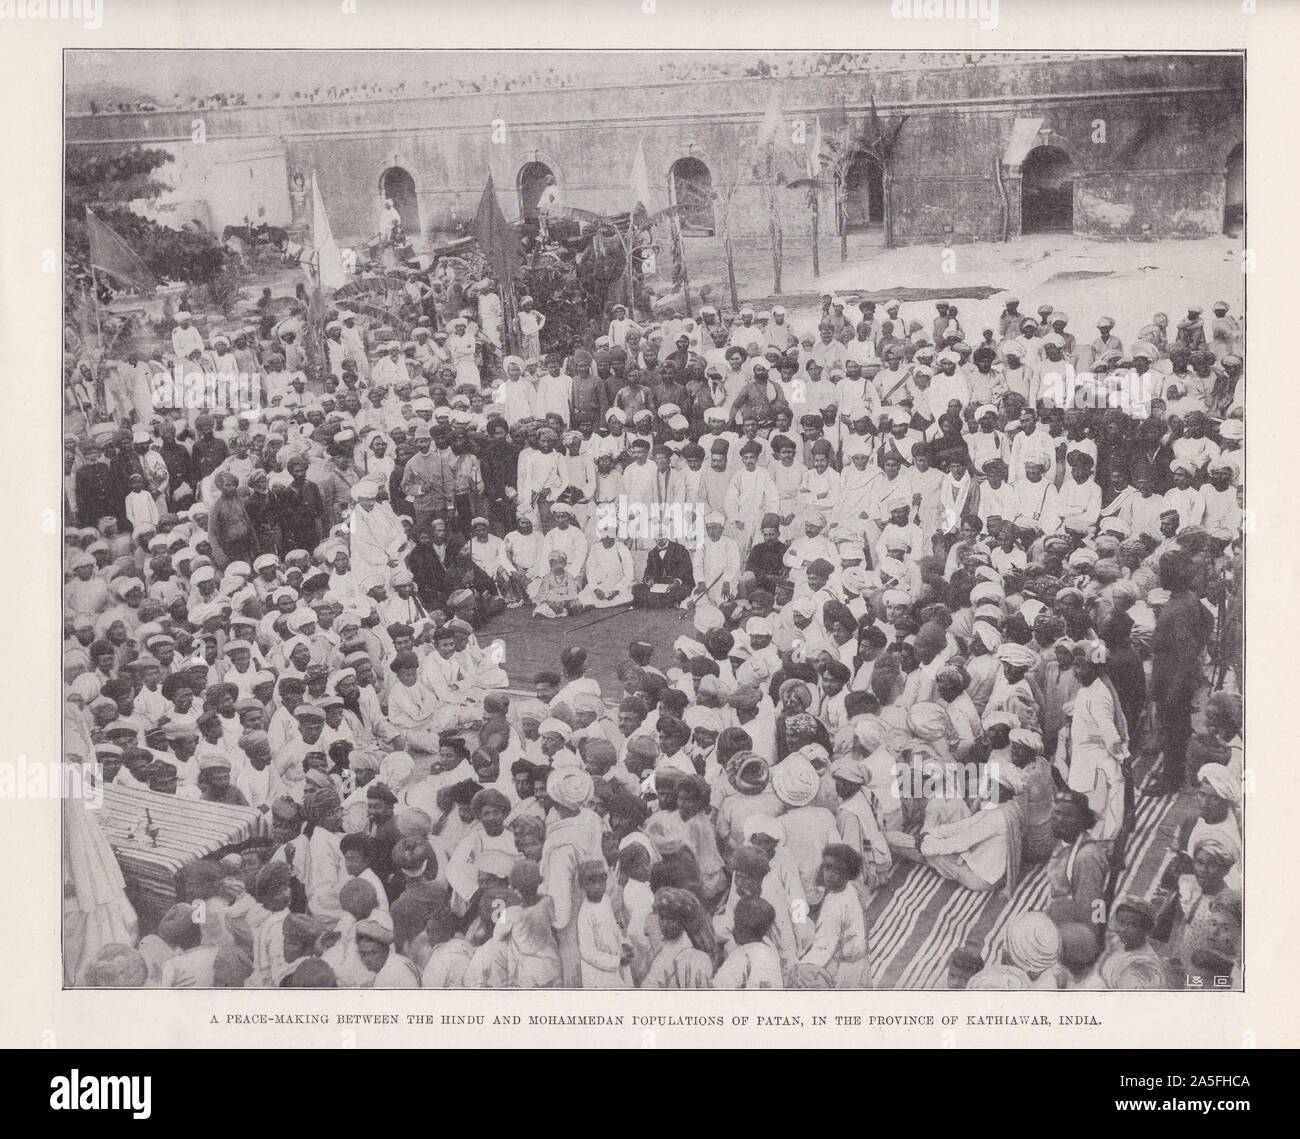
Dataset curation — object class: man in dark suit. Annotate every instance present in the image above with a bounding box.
[633,537,695,608]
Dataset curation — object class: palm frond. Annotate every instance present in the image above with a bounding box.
[552,205,607,224]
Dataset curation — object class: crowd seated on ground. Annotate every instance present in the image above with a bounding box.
[65,240,1245,991]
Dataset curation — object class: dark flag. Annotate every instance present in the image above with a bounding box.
[472,174,521,282]
[85,207,159,292]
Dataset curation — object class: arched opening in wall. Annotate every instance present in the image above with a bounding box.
[669,157,715,234]
[1223,143,1244,235]
[380,167,420,236]
[1020,146,1074,234]
[518,161,556,223]
[836,151,884,233]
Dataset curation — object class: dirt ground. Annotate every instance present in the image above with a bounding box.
[661,227,1246,342]
[481,603,687,698]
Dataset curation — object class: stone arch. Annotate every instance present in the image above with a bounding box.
[516,151,562,222]
[379,166,420,235]
[1033,129,1086,168]
[837,150,885,232]
[1020,145,1075,234]
[668,156,715,233]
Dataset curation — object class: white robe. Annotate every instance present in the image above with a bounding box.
[577,540,634,607]
[349,501,405,580]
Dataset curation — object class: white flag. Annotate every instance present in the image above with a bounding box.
[807,116,824,179]
[312,172,346,292]
[629,139,652,218]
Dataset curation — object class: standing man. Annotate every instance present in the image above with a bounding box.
[724,440,780,559]
[279,456,327,556]
[401,426,457,531]
[380,198,402,246]
[536,175,561,243]
[1147,551,1213,797]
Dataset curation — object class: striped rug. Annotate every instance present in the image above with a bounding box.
[864,767,1188,989]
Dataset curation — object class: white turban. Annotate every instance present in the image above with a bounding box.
[997,644,1038,669]
[378,751,414,792]
[1197,764,1240,805]
[683,706,723,732]
[539,717,572,740]
[907,702,953,742]
[547,767,593,810]
[853,717,889,754]
[841,567,873,596]
[1009,728,1043,753]
[1003,912,1061,975]
[770,754,820,808]
[673,636,708,659]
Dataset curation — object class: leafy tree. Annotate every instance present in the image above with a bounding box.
[65,145,226,287]
[785,96,909,265]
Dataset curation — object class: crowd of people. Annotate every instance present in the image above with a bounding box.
[72,51,1079,115]
[65,247,1245,990]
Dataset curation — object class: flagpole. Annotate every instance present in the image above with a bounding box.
[312,247,326,370]
[85,207,107,412]
[624,226,636,319]
[674,212,692,318]
[89,261,107,417]
[89,262,104,345]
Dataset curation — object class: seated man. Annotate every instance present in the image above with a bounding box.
[505,512,545,601]
[468,515,527,608]
[420,624,487,719]
[533,551,583,619]
[577,519,634,610]
[917,790,1016,893]
[744,513,789,594]
[632,536,695,609]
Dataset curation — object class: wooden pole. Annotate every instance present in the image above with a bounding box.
[90,263,105,346]
[89,263,107,417]
[501,274,518,358]
[721,199,739,312]
[624,233,635,319]
[810,184,821,279]
[838,164,849,262]
[883,165,894,250]
[766,146,782,295]
[671,211,692,317]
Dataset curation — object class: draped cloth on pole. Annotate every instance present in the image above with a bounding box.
[473,175,522,353]
[757,86,785,150]
[85,207,158,292]
[473,174,522,282]
[807,115,825,179]
[629,138,652,227]
[623,140,654,308]
[312,172,347,292]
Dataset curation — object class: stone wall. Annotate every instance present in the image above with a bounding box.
[67,53,1243,246]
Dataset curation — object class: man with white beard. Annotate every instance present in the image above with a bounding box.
[347,480,406,581]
